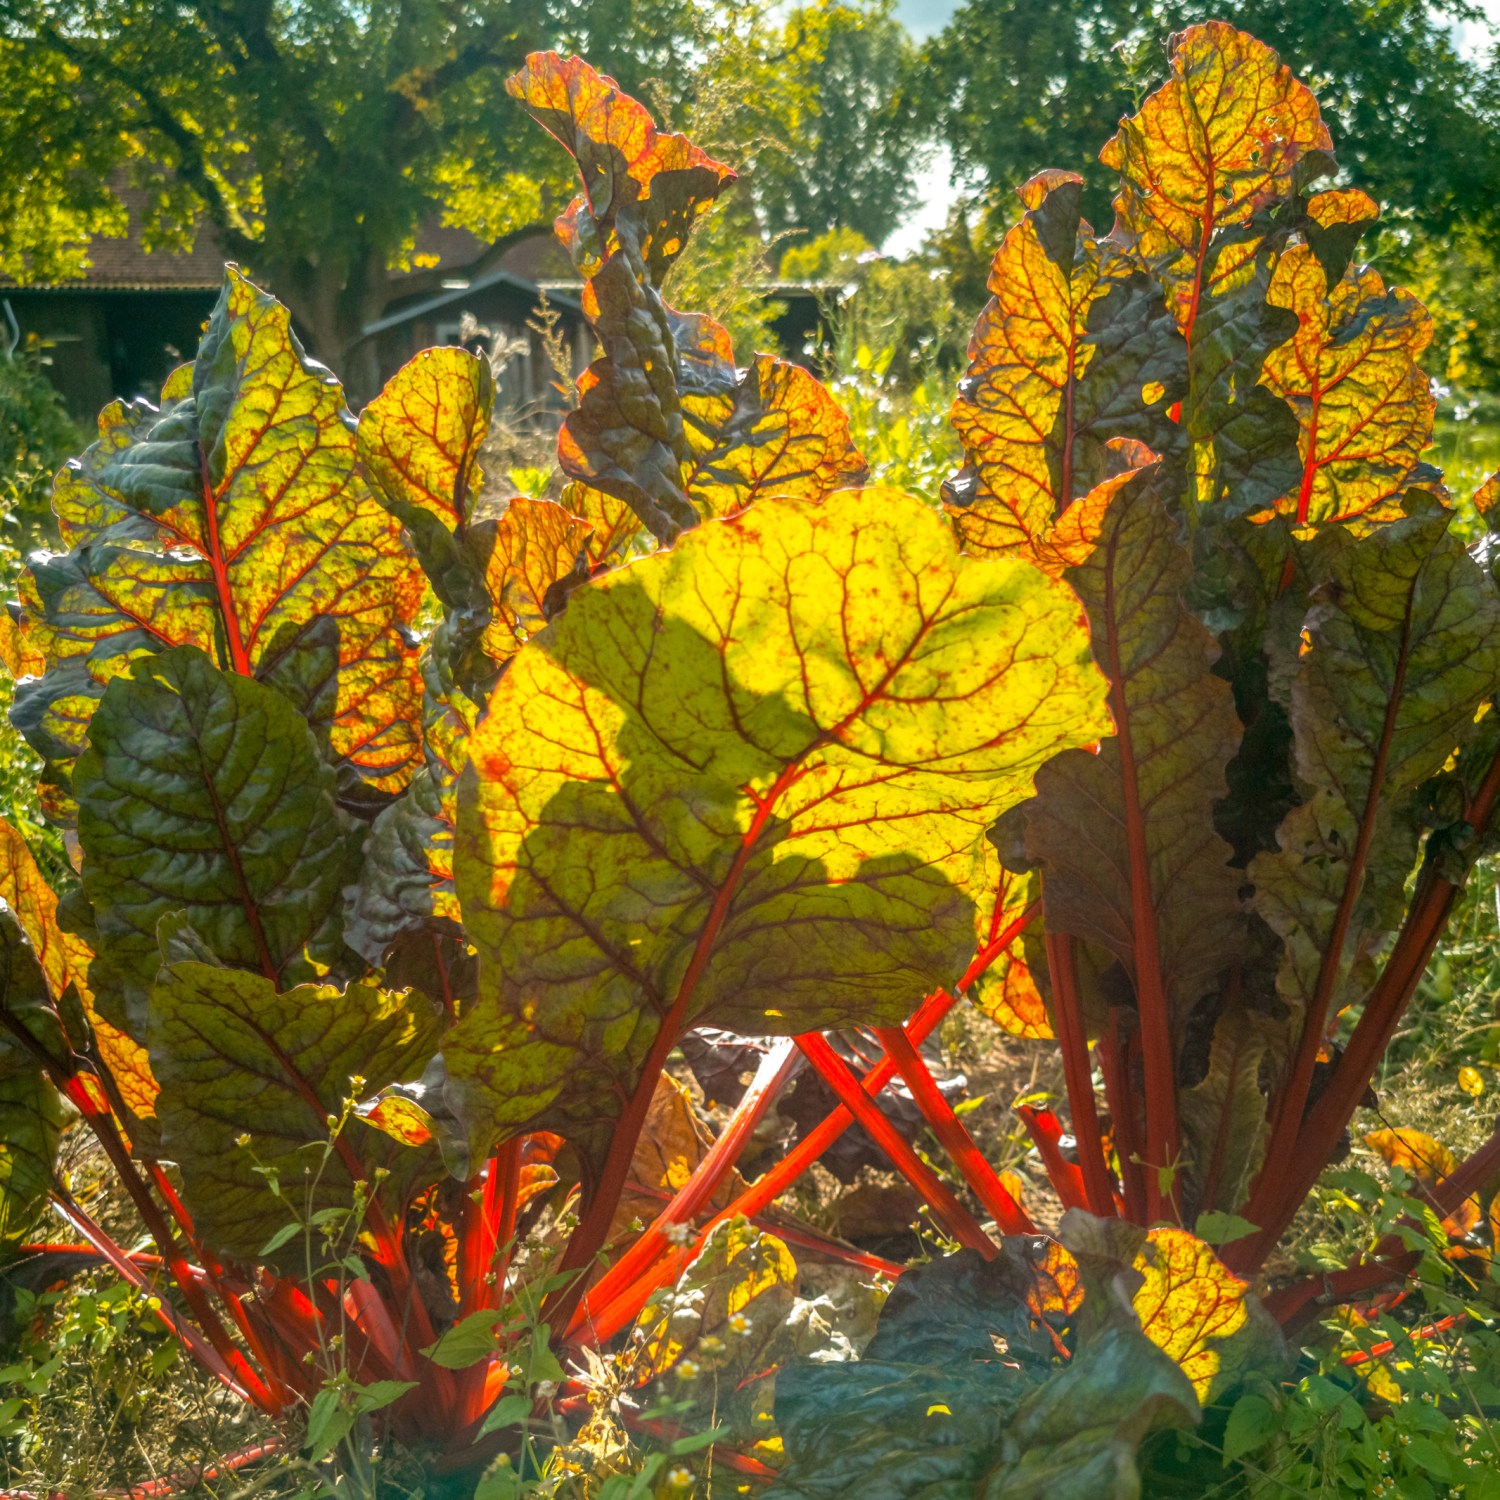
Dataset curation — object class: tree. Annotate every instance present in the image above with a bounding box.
[747,0,922,251]
[0,0,699,398]
[919,0,1500,252]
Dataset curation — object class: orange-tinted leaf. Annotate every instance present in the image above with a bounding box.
[1364,1127,1458,1182]
[562,481,643,569]
[0,818,157,1121]
[507,53,734,540]
[476,498,593,662]
[355,1091,435,1148]
[680,352,867,518]
[506,52,735,285]
[1476,470,1500,519]
[17,267,425,795]
[970,860,1050,1039]
[945,172,1183,558]
[512,54,855,549]
[1259,245,1434,530]
[1101,21,1330,344]
[1026,1236,1082,1320]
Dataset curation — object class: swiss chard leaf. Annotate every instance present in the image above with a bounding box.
[0,818,156,1123]
[944,169,1184,558]
[1252,503,1500,1035]
[148,962,443,1265]
[1017,468,1248,1035]
[0,912,66,1254]
[1258,221,1435,531]
[1100,23,1330,348]
[509,54,861,548]
[446,488,1110,1164]
[768,1236,1200,1500]
[73,645,355,1033]
[15,267,426,798]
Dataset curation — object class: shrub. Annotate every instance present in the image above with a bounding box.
[1,24,1498,1497]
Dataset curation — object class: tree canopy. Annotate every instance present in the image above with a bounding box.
[0,0,699,395]
[920,0,1500,249]
[0,0,921,399]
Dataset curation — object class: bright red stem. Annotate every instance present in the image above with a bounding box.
[575,905,1041,1344]
[1042,930,1117,1216]
[795,1032,995,1257]
[1015,1105,1090,1211]
[570,1040,798,1337]
[873,1024,1034,1234]
[1097,1012,1146,1220]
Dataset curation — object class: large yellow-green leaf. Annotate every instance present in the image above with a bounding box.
[446,489,1110,1163]
[678,341,868,519]
[149,962,442,1265]
[73,646,355,1034]
[14,266,425,797]
[944,170,1184,558]
[1259,233,1435,532]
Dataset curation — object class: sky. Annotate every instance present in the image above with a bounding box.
[880,0,1500,256]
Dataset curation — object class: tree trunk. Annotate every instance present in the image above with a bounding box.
[260,241,394,409]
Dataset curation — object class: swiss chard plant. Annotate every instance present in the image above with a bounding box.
[1,23,1499,1497]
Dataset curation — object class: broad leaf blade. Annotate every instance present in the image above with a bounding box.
[74,646,354,1032]
[1020,469,1248,1031]
[448,489,1110,1162]
[1251,507,1500,1023]
[1259,238,1435,531]
[474,498,593,662]
[149,962,442,1263]
[358,346,494,535]
[1100,22,1330,345]
[0,818,156,1120]
[679,348,868,518]
[945,171,1184,558]
[16,267,426,795]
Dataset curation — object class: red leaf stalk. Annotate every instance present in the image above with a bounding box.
[1042,930,1117,1216]
[873,1023,1035,1234]
[794,1033,995,1255]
